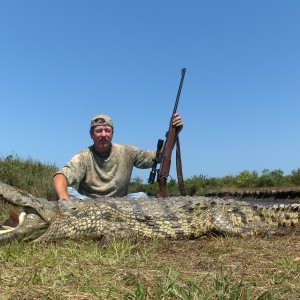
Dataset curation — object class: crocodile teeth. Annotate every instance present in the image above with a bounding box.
[0,211,26,233]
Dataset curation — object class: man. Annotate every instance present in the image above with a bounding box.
[53,113,183,200]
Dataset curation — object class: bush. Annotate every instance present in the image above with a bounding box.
[0,154,58,200]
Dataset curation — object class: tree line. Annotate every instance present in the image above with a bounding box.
[129,168,300,196]
[1,155,300,198]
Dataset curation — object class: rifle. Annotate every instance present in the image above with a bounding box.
[148,68,187,198]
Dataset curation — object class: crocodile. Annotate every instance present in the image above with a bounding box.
[1,182,300,244]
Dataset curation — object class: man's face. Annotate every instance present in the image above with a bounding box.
[90,125,114,148]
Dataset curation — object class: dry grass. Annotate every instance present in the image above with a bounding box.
[1,226,300,299]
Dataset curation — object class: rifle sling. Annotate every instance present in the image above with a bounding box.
[175,136,187,196]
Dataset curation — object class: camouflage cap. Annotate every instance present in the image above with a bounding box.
[90,114,114,129]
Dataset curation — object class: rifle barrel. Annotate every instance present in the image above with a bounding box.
[172,68,186,118]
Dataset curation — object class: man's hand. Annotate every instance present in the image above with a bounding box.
[172,113,183,133]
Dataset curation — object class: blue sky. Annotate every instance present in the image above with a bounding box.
[1,1,300,182]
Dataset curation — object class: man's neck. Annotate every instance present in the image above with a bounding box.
[93,143,112,157]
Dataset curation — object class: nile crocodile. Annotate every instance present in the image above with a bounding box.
[1,182,300,244]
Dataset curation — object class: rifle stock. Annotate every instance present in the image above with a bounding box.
[157,127,178,197]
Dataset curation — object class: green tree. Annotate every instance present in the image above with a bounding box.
[236,170,258,188]
[257,169,284,187]
[291,168,300,185]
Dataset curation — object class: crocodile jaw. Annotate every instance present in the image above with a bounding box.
[0,203,49,243]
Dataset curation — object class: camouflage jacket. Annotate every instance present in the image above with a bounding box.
[54,144,155,197]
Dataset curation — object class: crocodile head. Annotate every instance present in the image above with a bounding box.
[0,182,55,244]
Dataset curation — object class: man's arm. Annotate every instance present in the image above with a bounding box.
[53,174,71,201]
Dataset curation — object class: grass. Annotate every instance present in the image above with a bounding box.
[0,154,57,200]
[1,226,300,299]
